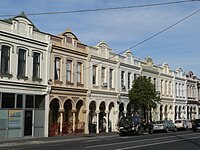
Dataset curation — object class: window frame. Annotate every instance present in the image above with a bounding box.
[77,62,82,84]
[33,52,41,79]
[17,49,26,77]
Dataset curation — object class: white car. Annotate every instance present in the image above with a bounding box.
[174,119,191,130]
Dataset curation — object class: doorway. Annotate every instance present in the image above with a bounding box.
[24,110,33,136]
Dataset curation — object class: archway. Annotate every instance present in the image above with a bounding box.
[164,105,168,120]
[75,100,85,133]
[99,101,106,132]
[178,106,181,119]
[49,98,60,136]
[63,99,73,134]
[187,106,189,120]
[175,106,177,120]
[160,105,163,120]
[108,102,114,132]
[119,103,124,118]
[88,101,96,133]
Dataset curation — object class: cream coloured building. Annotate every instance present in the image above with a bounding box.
[0,13,51,139]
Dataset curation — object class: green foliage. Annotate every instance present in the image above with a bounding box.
[128,76,160,111]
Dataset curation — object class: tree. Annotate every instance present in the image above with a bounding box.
[128,76,160,120]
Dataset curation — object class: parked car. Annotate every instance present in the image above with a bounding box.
[174,119,190,130]
[153,120,177,132]
[192,119,200,132]
[118,116,153,136]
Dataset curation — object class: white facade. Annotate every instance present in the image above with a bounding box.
[0,14,50,139]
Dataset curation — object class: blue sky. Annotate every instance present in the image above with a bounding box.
[1,0,200,77]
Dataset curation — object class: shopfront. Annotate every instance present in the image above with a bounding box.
[0,92,46,139]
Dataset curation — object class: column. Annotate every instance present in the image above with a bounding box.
[59,109,64,135]
[105,110,109,133]
[123,110,127,117]
[96,110,100,134]
[71,108,77,133]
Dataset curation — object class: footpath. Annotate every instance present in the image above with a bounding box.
[0,132,118,148]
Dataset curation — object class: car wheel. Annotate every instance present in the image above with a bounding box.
[137,127,142,135]
[119,132,126,136]
[193,129,197,132]
[148,129,153,134]
[185,126,189,131]
[174,127,177,132]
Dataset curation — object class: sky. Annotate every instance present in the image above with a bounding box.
[1,0,200,77]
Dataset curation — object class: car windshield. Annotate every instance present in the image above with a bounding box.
[194,119,200,123]
[155,121,165,124]
[175,120,182,123]
[119,117,131,125]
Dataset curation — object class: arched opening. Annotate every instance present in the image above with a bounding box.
[108,102,114,132]
[164,105,168,120]
[75,100,85,133]
[175,106,177,120]
[88,101,96,133]
[187,106,189,120]
[190,107,193,120]
[99,102,106,132]
[119,103,124,118]
[160,105,163,120]
[178,106,181,119]
[62,99,72,134]
[49,98,60,136]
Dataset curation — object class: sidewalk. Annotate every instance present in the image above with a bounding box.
[0,132,118,146]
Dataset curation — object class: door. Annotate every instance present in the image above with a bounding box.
[24,110,33,136]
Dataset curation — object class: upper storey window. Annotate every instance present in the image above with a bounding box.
[92,65,97,85]
[0,45,10,74]
[77,62,82,84]
[121,71,125,89]
[66,37,72,43]
[33,52,40,78]
[109,69,113,88]
[18,49,26,77]
[101,67,106,83]
[54,57,61,80]
[66,60,72,82]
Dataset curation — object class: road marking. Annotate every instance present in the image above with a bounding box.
[82,139,102,143]
[85,132,200,149]
[114,136,200,150]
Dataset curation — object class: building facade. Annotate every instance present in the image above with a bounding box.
[0,15,199,139]
[0,14,50,139]
[49,29,88,136]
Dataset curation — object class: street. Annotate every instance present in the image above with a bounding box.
[0,131,200,150]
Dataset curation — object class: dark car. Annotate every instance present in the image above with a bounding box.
[192,119,200,132]
[118,116,153,136]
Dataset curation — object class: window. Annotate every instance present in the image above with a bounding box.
[77,62,82,83]
[165,81,167,95]
[109,69,113,88]
[161,80,163,95]
[128,72,131,89]
[0,45,10,74]
[54,57,61,80]
[101,67,106,83]
[33,52,40,78]
[26,95,34,108]
[18,49,26,77]
[66,60,72,82]
[92,65,97,84]
[35,95,45,109]
[2,93,15,108]
[121,71,125,88]
[16,94,23,108]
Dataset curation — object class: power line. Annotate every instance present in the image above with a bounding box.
[0,0,199,18]
[60,7,200,79]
